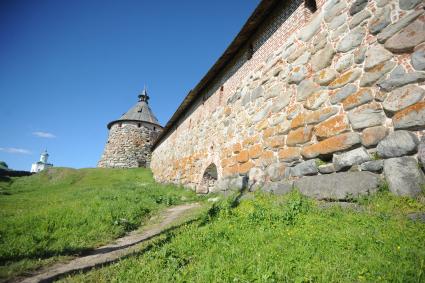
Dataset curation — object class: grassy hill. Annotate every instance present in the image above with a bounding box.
[0,167,199,280]
[1,168,425,282]
[66,191,425,282]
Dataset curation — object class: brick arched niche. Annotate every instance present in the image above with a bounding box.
[197,163,218,194]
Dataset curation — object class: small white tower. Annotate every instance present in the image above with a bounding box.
[31,150,53,173]
[40,150,49,163]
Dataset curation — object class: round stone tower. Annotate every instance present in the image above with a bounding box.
[98,89,162,168]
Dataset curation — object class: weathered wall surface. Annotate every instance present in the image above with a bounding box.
[98,122,161,168]
[151,0,425,198]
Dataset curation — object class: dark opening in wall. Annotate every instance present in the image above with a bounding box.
[154,126,156,131]
[138,123,141,128]
[198,163,218,194]
[247,43,254,60]
[219,86,224,105]
[305,0,317,12]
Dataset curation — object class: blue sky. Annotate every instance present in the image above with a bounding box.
[0,0,260,170]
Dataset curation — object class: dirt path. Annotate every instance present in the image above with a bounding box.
[19,203,201,283]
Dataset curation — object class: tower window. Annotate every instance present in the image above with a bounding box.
[154,126,156,131]
[138,123,141,128]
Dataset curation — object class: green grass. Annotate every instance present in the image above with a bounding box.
[65,191,425,283]
[0,167,199,280]
[2,168,425,282]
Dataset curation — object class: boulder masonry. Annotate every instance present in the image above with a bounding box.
[149,0,425,199]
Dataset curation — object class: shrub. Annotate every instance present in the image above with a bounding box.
[0,161,8,169]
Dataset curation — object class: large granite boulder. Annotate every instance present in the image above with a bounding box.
[399,0,422,10]
[418,135,425,168]
[262,181,294,195]
[364,44,393,70]
[384,16,425,53]
[333,147,371,171]
[289,159,318,177]
[377,130,419,158]
[349,0,368,15]
[294,172,381,200]
[392,102,425,130]
[214,175,248,193]
[330,84,357,104]
[382,85,425,113]
[248,167,266,191]
[377,10,422,43]
[411,44,425,71]
[337,27,366,52]
[360,160,384,173]
[298,12,323,42]
[310,43,335,72]
[384,157,425,197]
[369,6,391,34]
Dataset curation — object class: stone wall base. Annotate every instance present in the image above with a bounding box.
[213,154,424,200]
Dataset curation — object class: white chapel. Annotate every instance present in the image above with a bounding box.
[31,150,53,173]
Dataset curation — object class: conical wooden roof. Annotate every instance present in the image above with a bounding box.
[107,90,160,129]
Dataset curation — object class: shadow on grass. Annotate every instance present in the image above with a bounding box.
[0,176,11,183]
[12,218,200,283]
[0,246,93,267]
[0,206,200,265]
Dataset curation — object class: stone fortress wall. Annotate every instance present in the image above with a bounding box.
[151,0,425,199]
[98,121,161,168]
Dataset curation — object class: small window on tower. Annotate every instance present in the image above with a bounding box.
[154,126,156,131]
[138,123,141,128]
